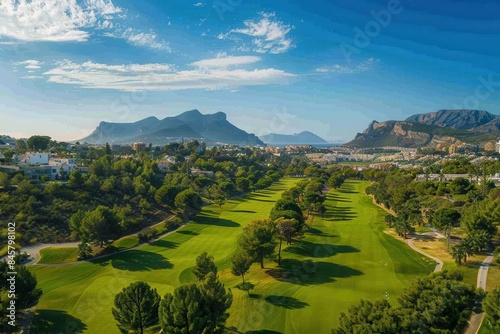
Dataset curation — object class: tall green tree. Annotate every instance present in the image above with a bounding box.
[159,283,206,333]
[484,287,500,332]
[193,252,217,281]
[433,208,461,251]
[231,252,253,283]
[155,184,179,207]
[1,148,14,163]
[199,272,233,334]
[275,217,298,266]
[112,281,160,334]
[70,206,121,247]
[16,139,27,153]
[451,243,468,265]
[27,135,51,151]
[15,266,43,309]
[174,189,203,220]
[239,219,276,269]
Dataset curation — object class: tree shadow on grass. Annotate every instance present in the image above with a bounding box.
[338,182,358,194]
[308,227,337,238]
[323,207,357,221]
[265,295,309,309]
[177,230,199,236]
[266,259,363,285]
[231,210,257,214]
[149,239,179,248]
[104,250,173,271]
[31,310,87,334]
[194,215,240,228]
[329,194,352,203]
[245,195,275,203]
[284,240,359,258]
[247,330,283,334]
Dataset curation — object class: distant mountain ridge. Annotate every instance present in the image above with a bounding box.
[405,110,498,130]
[260,131,328,145]
[347,110,500,149]
[78,110,264,146]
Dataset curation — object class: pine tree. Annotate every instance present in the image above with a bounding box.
[193,252,217,281]
[200,272,233,334]
[231,252,253,283]
[112,281,160,334]
[159,284,207,333]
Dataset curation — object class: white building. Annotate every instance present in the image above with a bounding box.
[19,153,50,165]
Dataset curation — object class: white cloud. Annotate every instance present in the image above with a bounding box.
[0,0,121,42]
[21,75,43,79]
[190,54,261,68]
[193,2,204,7]
[223,12,294,54]
[0,1,168,51]
[316,58,380,74]
[39,60,295,91]
[16,59,42,69]
[108,28,171,51]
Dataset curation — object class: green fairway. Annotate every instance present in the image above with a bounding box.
[38,247,78,264]
[110,235,139,250]
[31,179,433,333]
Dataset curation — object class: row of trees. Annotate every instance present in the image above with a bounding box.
[229,177,329,291]
[112,252,232,334]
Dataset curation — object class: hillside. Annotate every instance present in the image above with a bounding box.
[405,109,498,130]
[346,120,498,149]
[77,110,264,146]
[259,131,328,145]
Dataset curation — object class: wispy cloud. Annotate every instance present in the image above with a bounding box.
[104,28,171,51]
[16,59,43,70]
[0,0,122,42]
[21,75,44,79]
[190,53,261,68]
[193,2,204,7]
[315,58,380,74]
[39,59,295,91]
[221,12,294,54]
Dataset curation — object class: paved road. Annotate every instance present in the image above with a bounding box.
[406,238,444,272]
[463,254,495,334]
[430,227,447,239]
[477,255,495,290]
[18,242,80,265]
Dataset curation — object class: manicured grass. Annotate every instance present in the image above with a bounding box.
[486,259,500,292]
[110,236,139,250]
[478,321,496,334]
[31,179,432,334]
[38,247,78,264]
[411,236,488,287]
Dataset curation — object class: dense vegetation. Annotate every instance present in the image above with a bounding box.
[0,142,292,253]
[365,158,499,264]
[333,270,479,334]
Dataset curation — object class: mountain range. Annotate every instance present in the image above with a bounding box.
[347,110,500,149]
[260,131,328,145]
[78,110,264,146]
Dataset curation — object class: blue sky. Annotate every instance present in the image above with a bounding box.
[1,0,500,143]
